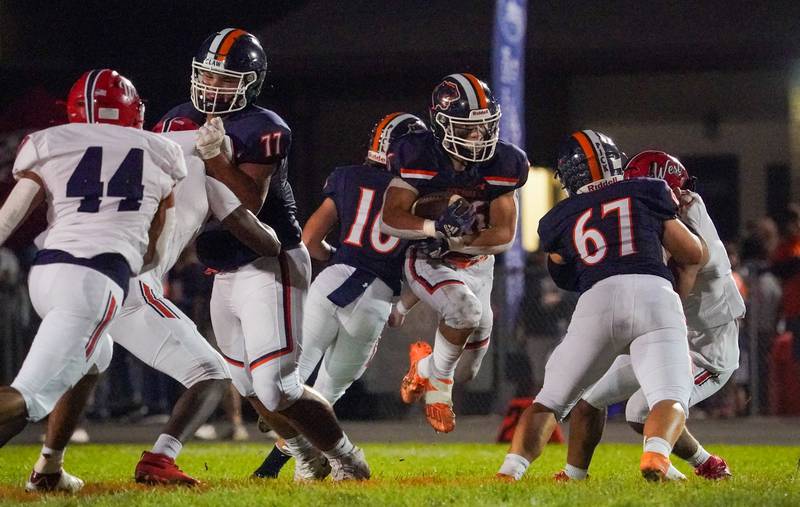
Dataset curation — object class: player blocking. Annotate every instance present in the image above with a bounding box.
[0,69,186,490]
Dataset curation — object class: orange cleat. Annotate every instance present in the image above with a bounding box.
[640,451,670,482]
[400,341,432,404]
[135,451,199,486]
[424,376,455,433]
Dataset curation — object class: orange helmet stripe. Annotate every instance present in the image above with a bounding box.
[371,112,402,151]
[573,131,602,182]
[463,73,488,109]
[215,29,247,61]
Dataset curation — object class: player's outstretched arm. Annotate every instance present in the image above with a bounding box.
[142,192,176,272]
[222,206,281,258]
[0,172,45,246]
[447,191,518,255]
[380,181,437,239]
[302,197,338,261]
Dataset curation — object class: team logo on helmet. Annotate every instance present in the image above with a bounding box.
[434,81,461,112]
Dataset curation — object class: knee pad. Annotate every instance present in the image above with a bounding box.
[251,366,304,412]
[179,354,231,388]
[441,288,482,330]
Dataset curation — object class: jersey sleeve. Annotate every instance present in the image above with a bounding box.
[679,191,705,232]
[11,133,43,179]
[385,134,432,192]
[155,137,189,184]
[482,144,530,200]
[237,117,292,165]
[537,206,562,254]
[322,167,345,200]
[638,179,679,221]
[205,176,242,220]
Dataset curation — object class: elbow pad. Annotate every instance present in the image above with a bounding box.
[548,257,578,292]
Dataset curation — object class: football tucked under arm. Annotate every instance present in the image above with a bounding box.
[410,192,460,220]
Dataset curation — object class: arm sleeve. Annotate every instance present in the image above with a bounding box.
[206,176,243,221]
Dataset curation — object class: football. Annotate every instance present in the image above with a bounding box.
[411,193,464,220]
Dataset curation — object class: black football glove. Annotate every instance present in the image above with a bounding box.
[419,236,451,259]
[434,198,476,238]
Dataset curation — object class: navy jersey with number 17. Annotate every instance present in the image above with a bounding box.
[538,178,678,293]
[324,164,406,294]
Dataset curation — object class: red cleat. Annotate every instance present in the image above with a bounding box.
[400,341,432,404]
[640,451,670,482]
[553,470,570,482]
[134,451,199,486]
[694,455,732,480]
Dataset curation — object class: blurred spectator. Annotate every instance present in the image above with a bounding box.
[511,252,577,397]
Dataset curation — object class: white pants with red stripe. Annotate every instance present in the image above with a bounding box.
[403,247,493,377]
[536,274,692,422]
[297,264,392,404]
[12,264,119,422]
[583,319,739,423]
[210,246,310,411]
[106,272,230,388]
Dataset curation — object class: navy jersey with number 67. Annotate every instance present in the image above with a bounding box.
[538,178,678,293]
[324,164,406,294]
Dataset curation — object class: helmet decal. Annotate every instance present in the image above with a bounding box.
[434,81,461,112]
[205,28,248,63]
[624,150,695,191]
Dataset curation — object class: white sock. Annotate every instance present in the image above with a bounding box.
[323,434,355,459]
[686,446,711,467]
[34,446,65,474]
[643,436,672,458]
[429,330,463,379]
[564,464,588,480]
[284,434,314,457]
[497,453,530,480]
[152,433,183,460]
[665,463,687,480]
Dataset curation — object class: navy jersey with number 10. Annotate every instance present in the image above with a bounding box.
[324,165,406,294]
[538,178,678,293]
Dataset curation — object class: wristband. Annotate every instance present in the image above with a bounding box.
[395,300,410,316]
[422,219,437,238]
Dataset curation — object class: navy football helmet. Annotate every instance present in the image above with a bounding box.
[191,28,267,114]
[429,73,501,163]
[556,130,626,195]
[366,112,427,166]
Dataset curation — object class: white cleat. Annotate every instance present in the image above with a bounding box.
[330,446,371,481]
[293,448,331,482]
[25,469,85,493]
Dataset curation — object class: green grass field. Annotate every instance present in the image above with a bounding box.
[1,442,798,506]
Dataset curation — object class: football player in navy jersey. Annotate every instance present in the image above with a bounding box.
[496,130,705,482]
[253,112,427,479]
[380,74,529,433]
[161,28,369,480]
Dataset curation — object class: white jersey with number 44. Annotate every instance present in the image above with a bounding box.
[13,123,187,274]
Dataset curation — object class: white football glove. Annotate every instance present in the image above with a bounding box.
[196,117,226,160]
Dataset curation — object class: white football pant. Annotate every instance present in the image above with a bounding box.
[210,246,310,411]
[12,264,119,421]
[536,274,693,421]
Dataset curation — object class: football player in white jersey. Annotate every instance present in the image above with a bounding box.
[557,151,744,481]
[25,117,282,490]
[0,69,185,490]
